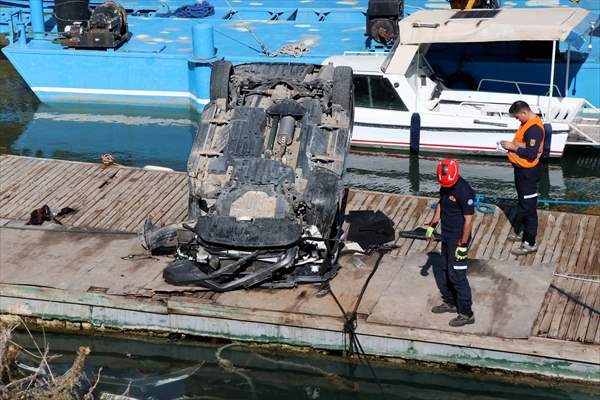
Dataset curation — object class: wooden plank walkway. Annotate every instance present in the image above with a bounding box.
[1,155,599,346]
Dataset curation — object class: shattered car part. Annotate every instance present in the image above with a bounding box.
[161,61,354,291]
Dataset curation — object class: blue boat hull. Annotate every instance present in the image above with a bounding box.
[2,0,600,107]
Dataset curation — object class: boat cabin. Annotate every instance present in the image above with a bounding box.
[325,7,595,157]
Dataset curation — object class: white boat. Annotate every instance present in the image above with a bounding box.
[325,8,596,157]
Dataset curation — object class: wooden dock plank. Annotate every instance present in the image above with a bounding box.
[152,180,192,225]
[87,168,152,229]
[69,168,139,228]
[570,281,598,342]
[472,210,501,259]
[564,216,590,273]
[105,170,179,230]
[547,277,579,339]
[582,220,600,276]
[535,212,564,266]
[557,278,586,340]
[127,176,186,227]
[1,155,598,346]
[42,164,111,213]
[122,173,187,231]
[10,161,91,219]
[585,281,600,343]
[0,161,60,214]
[0,156,39,187]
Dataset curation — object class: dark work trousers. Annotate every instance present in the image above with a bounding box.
[433,240,473,316]
[513,164,541,246]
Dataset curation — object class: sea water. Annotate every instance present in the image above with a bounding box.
[11,331,600,400]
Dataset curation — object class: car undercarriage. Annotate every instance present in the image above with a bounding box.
[143,61,354,291]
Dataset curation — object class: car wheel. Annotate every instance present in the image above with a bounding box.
[210,60,233,102]
[332,66,353,114]
[188,195,201,220]
[327,188,349,264]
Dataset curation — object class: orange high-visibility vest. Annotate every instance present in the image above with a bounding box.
[508,116,545,168]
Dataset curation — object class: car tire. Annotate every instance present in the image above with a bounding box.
[210,60,233,102]
[327,188,349,264]
[332,66,353,114]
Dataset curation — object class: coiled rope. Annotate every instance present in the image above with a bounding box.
[162,1,215,18]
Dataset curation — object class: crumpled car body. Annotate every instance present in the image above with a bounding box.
[162,61,354,291]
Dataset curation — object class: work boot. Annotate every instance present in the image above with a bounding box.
[511,241,538,256]
[507,231,523,242]
[431,302,457,314]
[449,313,475,327]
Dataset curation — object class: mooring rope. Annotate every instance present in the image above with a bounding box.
[553,273,600,283]
[223,0,270,56]
[550,283,600,316]
[473,194,600,215]
[215,343,257,400]
[328,245,398,399]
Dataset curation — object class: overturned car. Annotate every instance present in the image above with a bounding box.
[154,61,354,291]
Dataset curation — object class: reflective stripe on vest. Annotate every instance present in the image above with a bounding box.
[508,116,545,168]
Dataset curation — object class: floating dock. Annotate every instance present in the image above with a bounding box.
[0,155,598,382]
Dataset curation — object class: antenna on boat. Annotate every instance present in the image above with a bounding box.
[545,40,557,123]
[414,46,420,111]
[223,0,271,56]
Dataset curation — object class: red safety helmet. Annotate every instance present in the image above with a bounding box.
[437,159,460,188]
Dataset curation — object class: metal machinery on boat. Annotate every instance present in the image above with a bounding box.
[148,61,354,291]
[60,1,129,49]
[325,7,597,157]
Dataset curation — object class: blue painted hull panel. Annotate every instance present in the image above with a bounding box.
[2,0,600,107]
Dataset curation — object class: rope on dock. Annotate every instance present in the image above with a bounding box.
[327,245,399,399]
[553,273,600,283]
[161,2,215,18]
[100,153,115,166]
[473,194,600,215]
[270,42,310,57]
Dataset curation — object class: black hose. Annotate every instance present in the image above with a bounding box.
[329,247,394,399]
[550,284,600,316]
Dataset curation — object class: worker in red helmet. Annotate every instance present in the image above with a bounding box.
[426,159,476,327]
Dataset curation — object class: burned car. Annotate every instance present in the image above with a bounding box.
[158,61,354,291]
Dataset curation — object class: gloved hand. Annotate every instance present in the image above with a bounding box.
[425,222,438,239]
[455,242,468,261]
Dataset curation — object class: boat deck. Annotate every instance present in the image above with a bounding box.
[569,118,600,147]
[6,1,370,61]
[1,155,599,380]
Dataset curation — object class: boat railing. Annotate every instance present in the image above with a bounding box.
[582,99,600,117]
[7,10,23,44]
[477,79,563,98]
[343,51,388,56]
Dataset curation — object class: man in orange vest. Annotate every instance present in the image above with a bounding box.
[500,101,545,256]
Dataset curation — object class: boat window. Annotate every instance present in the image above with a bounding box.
[353,75,408,111]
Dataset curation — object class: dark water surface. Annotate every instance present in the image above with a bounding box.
[1,50,599,215]
[12,331,600,400]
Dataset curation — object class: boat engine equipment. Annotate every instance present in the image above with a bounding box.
[366,0,404,45]
[55,0,91,33]
[61,1,130,49]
